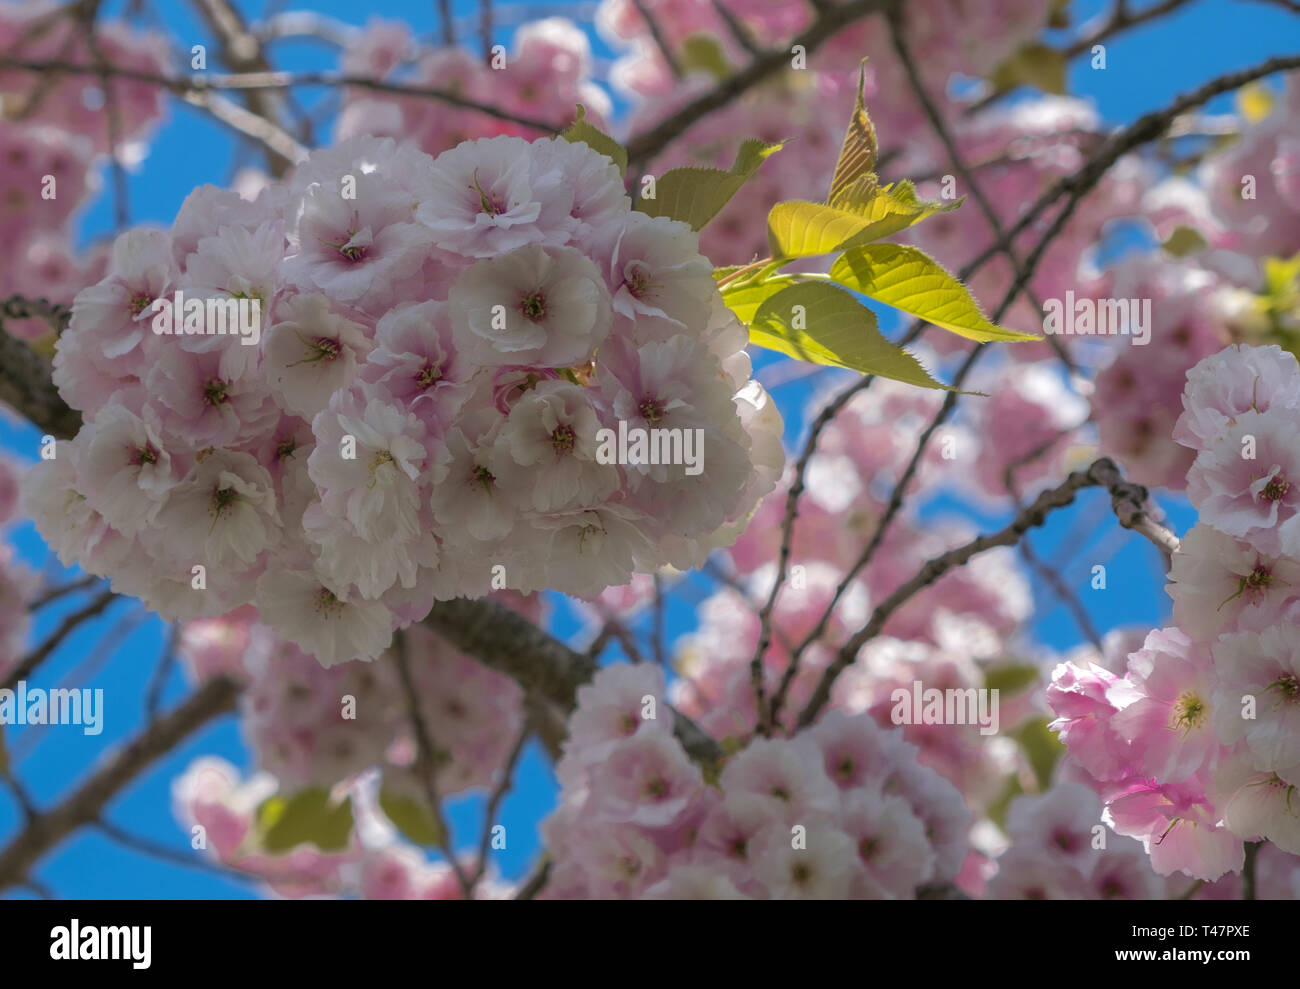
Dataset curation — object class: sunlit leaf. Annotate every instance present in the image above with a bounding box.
[639,139,785,231]
[829,243,1040,342]
[828,62,878,210]
[747,280,950,388]
[560,104,627,177]
[767,181,960,259]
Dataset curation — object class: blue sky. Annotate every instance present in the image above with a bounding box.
[1,0,1297,899]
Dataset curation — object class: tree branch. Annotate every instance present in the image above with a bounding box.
[190,0,297,176]
[0,676,240,892]
[392,629,474,899]
[796,458,1179,728]
[0,322,81,441]
[0,57,564,134]
[2,589,117,693]
[422,598,723,765]
[629,0,683,78]
[623,0,897,168]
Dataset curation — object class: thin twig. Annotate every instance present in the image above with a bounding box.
[29,575,100,611]
[144,622,181,721]
[629,0,683,78]
[796,458,1180,727]
[2,589,117,693]
[0,57,563,133]
[624,0,897,167]
[514,856,551,899]
[469,723,530,891]
[0,676,241,891]
[887,9,1074,370]
[391,629,474,899]
[93,818,253,882]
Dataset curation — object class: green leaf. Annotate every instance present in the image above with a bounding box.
[827,63,879,210]
[987,775,1024,830]
[984,665,1041,695]
[747,280,950,388]
[1162,224,1208,258]
[767,181,960,259]
[829,244,1040,342]
[256,788,355,854]
[990,42,1067,96]
[1014,718,1065,792]
[720,274,799,323]
[560,105,627,178]
[679,34,731,80]
[637,138,784,231]
[378,786,444,846]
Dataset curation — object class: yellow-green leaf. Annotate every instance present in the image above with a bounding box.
[748,281,949,389]
[680,34,731,80]
[560,105,627,178]
[1162,224,1208,258]
[1015,718,1065,792]
[984,665,1041,694]
[829,244,1040,342]
[990,42,1067,96]
[638,138,784,231]
[378,786,444,846]
[767,181,960,259]
[256,788,354,854]
[720,274,799,323]
[828,62,878,210]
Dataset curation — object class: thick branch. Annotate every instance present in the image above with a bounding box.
[0,321,81,440]
[422,598,723,765]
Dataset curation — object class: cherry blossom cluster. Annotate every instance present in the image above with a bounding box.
[979,782,1163,899]
[24,131,782,667]
[1048,343,1300,881]
[166,605,540,898]
[539,664,969,898]
[184,616,526,794]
